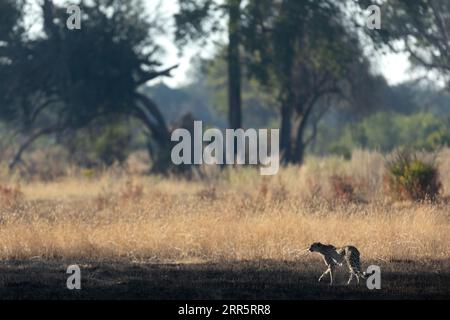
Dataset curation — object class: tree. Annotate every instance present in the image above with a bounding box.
[175,0,243,130]
[0,0,177,172]
[193,51,279,129]
[340,111,450,152]
[0,0,22,43]
[242,0,381,164]
[358,0,450,87]
[0,0,26,121]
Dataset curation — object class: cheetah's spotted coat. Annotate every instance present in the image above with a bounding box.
[308,242,366,286]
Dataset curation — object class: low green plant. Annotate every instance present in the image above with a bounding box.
[385,150,441,201]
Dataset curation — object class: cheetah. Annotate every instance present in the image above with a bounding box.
[308,242,366,286]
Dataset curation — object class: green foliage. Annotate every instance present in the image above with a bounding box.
[328,145,352,161]
[1,0,162,128]
[199,55,279,128]
[1,0,449,171]
[67,122,132,167]
[357,0,450,88]
[385,150,441,201]
[319,112,450,155]
[144,79,225,127]
[0,0,22,42]
[0,0,176,172]
[175,0,219,46]
[94,125,132,166]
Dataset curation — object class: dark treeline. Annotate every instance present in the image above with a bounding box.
[0,0,449,173]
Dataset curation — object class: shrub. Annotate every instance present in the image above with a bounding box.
[330,175,355,202]
[66,121,132,167]
[329,145,352,160]
[0,184,23,208]
[94,125,132,166]
[385,150,441,201]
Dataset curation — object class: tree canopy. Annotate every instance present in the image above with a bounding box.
[358,0,450,87]
[0,0,177,171]
[240,0,387,163]
[1,0,449,173]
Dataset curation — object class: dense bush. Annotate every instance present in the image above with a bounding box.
[385,150,441,201]
[65,121,133,167]
[314,112,450,156]
[0,185,23,208]
[330,175,355,202]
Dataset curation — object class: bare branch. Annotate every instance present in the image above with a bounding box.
[137,64,179,86]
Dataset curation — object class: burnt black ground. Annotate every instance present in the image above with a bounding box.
[0,259,449,300]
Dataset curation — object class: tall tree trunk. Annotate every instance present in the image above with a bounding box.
[280,101,293,164]
[227,0,242,130]
[292,102,315,164]
[292,116,307,165]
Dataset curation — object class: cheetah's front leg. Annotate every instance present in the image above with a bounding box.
[329,267,334,286]
[347,273,354,285]
[318,268,330,283]
[318,266,335,285]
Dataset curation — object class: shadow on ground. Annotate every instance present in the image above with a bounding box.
[0,259,449,299]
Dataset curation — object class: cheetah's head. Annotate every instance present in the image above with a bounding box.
[308,242,323,252]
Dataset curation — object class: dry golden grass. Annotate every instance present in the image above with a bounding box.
[0,150,449,264]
